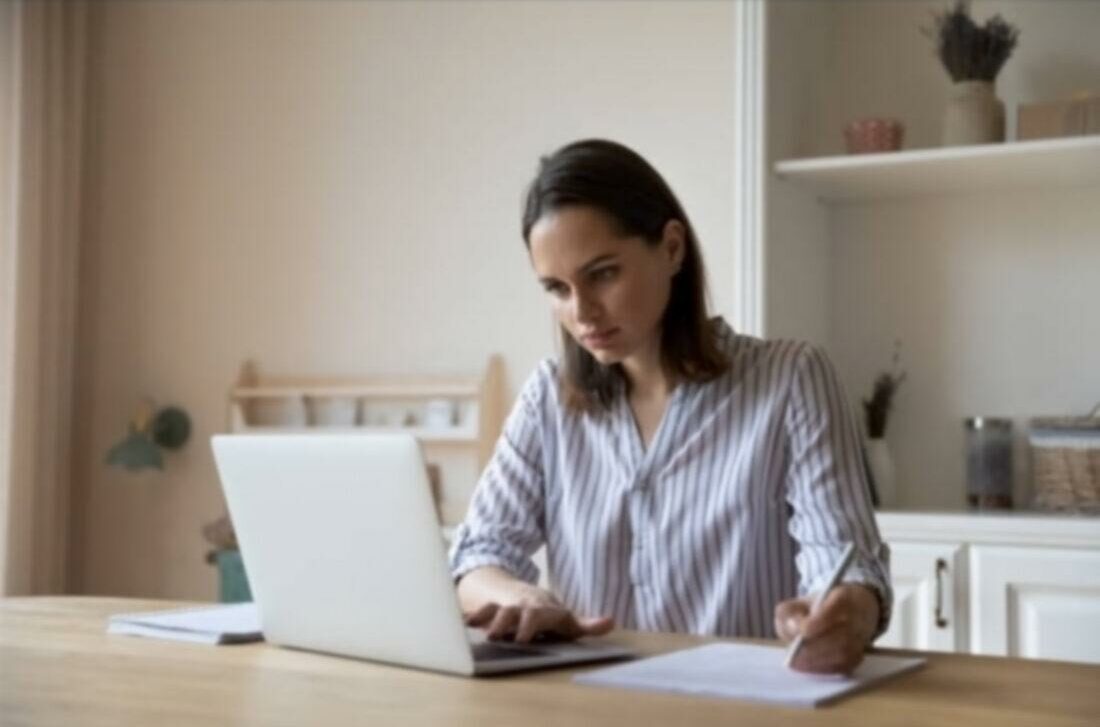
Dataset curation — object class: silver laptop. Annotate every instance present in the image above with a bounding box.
[210,433,631,675]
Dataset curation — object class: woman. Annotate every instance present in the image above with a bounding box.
[449,139,890,674]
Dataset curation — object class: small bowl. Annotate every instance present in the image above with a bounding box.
[844,118,905,154]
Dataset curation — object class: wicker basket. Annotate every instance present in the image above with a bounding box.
[1029,414,1100,514]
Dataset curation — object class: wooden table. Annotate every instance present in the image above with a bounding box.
[2,597,1097,726]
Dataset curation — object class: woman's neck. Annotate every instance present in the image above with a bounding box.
[621,336,674,401]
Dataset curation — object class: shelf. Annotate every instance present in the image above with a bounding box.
[231,382,480,399]
[774,135,1100,203]
[235,425,480,444]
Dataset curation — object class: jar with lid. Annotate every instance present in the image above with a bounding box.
[965,417,1013,510]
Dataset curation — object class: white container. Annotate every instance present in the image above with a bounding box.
[423,399,456,429]
[866,438,898,508]
[306,396,359,427]
[249,397,307,427]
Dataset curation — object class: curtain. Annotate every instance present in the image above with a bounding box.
[0,0,88,595]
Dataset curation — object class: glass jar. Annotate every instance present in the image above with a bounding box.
[965,417,1013,510]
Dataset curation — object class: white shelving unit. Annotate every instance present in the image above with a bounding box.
[729,0,1100,663]
[774,136,1100,203]
[226,356,505,525]
[755,2,1100,514]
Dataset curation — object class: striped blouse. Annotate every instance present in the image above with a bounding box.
[449,321,892,638]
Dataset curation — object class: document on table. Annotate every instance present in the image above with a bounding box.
[574,643,925,708]
[107,602,263,645]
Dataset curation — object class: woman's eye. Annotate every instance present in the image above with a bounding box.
[544,282,568,298]
[591,267,618,282]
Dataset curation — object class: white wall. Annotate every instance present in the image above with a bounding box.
[74,0,737,598]
[764,0,833,345]
[768,1,1100,510]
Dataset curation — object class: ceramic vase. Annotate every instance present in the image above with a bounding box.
[866,438,898,509]
[942,80,1005,146]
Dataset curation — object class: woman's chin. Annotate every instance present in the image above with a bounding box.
[585,346,626,365]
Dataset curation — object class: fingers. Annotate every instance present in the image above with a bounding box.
[516,609,613,642]
[773,598,811,642]
[788,627,865,675]
[784,587,870,675]
[515,607,556,643]
[464,601,614,643]
[575,615,614,637]
[463,602,498,628]
[799,588,851,641]
[486,605,522,640]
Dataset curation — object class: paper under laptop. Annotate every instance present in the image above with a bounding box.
[575,643,925,708]
[107,602,262,645]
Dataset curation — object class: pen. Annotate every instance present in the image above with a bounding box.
[785,542,857,668]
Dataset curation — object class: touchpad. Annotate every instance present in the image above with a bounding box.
[471,642,549,661]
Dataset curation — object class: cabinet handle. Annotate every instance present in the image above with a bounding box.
[934,558,949,629]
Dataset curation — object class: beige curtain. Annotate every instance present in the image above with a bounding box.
[0,0,88,596]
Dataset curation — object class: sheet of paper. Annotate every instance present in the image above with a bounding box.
[107,602,263,645]
[574,643,925,708]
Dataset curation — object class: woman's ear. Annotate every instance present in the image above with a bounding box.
[662,219,687,273]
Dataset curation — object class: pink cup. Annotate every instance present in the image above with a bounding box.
[844,118,905,154]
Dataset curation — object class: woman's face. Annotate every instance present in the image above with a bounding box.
[528,206,684,367]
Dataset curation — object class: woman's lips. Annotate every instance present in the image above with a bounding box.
[581,328,620,349]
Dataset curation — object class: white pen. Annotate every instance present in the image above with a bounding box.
[785,542,857,668]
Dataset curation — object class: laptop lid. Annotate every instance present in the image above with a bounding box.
[211,433,476,675]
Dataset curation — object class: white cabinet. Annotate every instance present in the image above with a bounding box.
[875,541,965,653]
[877,512,1100,664]
[971,545,1100,665]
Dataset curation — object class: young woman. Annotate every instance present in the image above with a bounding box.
[449,139,890,674]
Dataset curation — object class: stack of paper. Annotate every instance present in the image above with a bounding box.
[575,643,925,708]
[107,603,263,645]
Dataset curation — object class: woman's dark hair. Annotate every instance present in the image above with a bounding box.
[521,139,729,412]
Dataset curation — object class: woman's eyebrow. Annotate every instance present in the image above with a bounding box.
[537,253,620,286]
[577,253,618,274]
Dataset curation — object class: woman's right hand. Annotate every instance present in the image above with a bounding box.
[463,596,614,644]
[458,572,613,643]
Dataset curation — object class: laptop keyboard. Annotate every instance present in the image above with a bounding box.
[471,641,549,662]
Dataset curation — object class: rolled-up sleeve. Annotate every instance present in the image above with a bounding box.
[448,370,547,585]
[783,344,893,637]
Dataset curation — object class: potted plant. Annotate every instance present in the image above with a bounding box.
[202,514,252,603]
[925,0,1020,145]
[863,341,907,509]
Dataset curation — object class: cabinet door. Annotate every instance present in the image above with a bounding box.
[971,545,1100,664]
[875,541,965,652]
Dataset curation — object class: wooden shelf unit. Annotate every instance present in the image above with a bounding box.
[226,356,506,525]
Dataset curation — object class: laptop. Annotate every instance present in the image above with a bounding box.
[210,433,631,675]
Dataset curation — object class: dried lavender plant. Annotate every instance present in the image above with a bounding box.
[863,340,907,439]
[924,1,1019,82]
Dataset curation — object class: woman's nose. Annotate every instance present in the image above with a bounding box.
[573,291,601,325]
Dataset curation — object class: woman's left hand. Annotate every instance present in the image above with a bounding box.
[774,583,880,674]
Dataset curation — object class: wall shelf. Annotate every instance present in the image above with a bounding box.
[774,135,1100,203]
[231,425,480,444]
[225,356,506,525]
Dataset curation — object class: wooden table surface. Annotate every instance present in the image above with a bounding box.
[2,597,1097,726]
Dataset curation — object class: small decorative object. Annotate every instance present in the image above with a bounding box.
[202,513,238,553]
[306,396,359,427]
[862,341,907,509]
[249,396,307,427]
[1029,402,1100,514]
[202,514,250,603]
[1017,91,1100,141]
[843,118,905,154]
[423,399,456,429]
[964,417,1014,510]
[105,400,191,472]
[925,0,1019,146]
